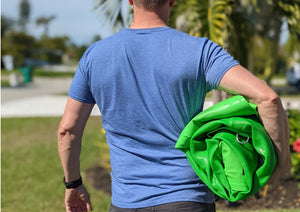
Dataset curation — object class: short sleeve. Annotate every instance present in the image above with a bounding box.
[68,46,96,104]
[201,39,239,92]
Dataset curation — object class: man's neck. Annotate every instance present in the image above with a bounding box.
[129,6,169,29]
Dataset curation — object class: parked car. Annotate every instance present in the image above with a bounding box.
[286,63,300,88]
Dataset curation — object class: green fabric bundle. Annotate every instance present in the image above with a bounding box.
[175,95,277,201]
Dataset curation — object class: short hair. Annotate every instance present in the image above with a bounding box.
[133,0,169,10]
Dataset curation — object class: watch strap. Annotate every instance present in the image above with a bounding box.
[63,176,82,189]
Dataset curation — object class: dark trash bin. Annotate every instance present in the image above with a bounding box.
[19,66,34,83]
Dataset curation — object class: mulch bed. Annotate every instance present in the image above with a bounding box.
[85,165,112,195]
[86,165,300,210]
[216,177,300,210]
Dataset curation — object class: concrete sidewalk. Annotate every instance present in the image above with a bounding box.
[1,77,300,118]
[1,77,100,118]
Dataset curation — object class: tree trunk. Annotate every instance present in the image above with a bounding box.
[263,15,282,85]
[247,38,254,72]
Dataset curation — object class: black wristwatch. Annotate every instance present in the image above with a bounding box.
[63,176,82,189]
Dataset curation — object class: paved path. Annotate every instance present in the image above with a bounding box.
[1,77,300,118]
[1,77,100,118]
[1,77,72,102]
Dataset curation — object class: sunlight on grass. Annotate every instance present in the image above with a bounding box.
[1,117,110,212]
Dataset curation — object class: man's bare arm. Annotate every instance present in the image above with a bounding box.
[219,65,291,183]
[58,97,94,182]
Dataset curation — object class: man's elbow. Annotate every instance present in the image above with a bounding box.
[57,126,67,139]
[57,123,74,143]
[255,90,281,107]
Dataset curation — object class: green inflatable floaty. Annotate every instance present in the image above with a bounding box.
[175,95,277,202]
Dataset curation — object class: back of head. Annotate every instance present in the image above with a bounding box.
[133,0,169,10]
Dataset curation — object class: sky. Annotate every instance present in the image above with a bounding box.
[1,0,110,45]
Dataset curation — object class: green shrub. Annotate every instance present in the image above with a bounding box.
[291,153,300,180]
[288,110,300,145]
[288,109,300,180]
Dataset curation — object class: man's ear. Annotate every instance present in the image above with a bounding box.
[129,0,133,6]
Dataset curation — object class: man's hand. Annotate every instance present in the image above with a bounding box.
[65,185,93,212]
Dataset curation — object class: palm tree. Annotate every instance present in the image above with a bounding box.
[171,0,234,47]
[93,0,132,38]
[19,0,30,32]
[36,15,56,37]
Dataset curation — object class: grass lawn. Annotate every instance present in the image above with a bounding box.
[2,117,299,212]
[1,117,110,212]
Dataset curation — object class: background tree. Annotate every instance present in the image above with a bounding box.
[285,33,300,67]
[92,34,102,43]
[224,1,258,70]
[1,15,16,38]
[1,31,36,67]
[256,0,300,84]
[170,0,234,47]
[19,0,30,32]
[36,15,56,37]
[93,0,132,37]
[36,36,69,63]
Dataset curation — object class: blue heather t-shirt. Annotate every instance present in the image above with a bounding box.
[69,27,239,208]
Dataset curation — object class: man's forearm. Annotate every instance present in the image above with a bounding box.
[57,98,94,182]
[58,128,82,182]
[256,95,291,174]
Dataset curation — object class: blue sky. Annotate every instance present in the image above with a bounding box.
[1,0,108,45]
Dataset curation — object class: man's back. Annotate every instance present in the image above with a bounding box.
[69,27,238,208]
[58,1,290,211]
